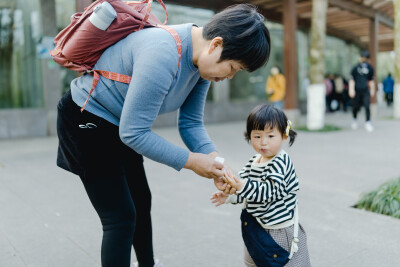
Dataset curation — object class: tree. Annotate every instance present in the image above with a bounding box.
[307,0,328,130]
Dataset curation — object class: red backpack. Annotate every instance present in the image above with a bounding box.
[50,0,182,111]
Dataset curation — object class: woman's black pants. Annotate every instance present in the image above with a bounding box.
[56,90,154,267]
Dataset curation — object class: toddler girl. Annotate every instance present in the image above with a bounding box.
[211,104,311,266]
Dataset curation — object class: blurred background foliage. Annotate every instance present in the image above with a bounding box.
[0,0,396,108]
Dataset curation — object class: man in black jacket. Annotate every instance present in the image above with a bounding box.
[349,50,375,132]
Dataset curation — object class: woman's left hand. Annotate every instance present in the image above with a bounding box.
[184,152,224,179]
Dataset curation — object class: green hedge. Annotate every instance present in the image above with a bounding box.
[356,177,400,219]
[297,124,341,132]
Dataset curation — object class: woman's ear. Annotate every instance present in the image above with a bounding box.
[208,37,223,54]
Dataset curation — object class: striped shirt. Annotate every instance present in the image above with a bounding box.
[227,150,299,227]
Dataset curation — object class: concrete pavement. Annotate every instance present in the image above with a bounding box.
[1,106,400,267]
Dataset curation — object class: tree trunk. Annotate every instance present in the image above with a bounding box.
[40,0,62,135]
[0,8,14,108]
[307,0,328,130]
[394,0,400,119]
[76,0,94,12]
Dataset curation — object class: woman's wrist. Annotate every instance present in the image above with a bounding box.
[208,151,219,159]
[184,152,194,170]
[185,151,219,170]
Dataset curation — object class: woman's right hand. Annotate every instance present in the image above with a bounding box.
[184,152,224,179]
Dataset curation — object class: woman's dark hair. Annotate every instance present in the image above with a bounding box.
[244,104,297,146]
[203,4,271,72]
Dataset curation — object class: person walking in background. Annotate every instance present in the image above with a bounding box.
[266,66,286,109]
[334,74,348,112]
[343,76,350,111]
[211,104,311,267]
[349,50,375,132]
[324,74,333,112]
[328,73,339,112]
[383,73,394,107]
[56,4,271,267]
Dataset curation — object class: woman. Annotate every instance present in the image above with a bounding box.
[56,4,271,267]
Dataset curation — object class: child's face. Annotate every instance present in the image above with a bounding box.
[250,126,287,162]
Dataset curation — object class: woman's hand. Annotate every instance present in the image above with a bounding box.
[184,152,224,179]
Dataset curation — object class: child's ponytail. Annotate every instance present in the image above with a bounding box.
[285,120,297,146]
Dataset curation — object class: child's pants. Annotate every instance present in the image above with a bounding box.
[243,224,311,267]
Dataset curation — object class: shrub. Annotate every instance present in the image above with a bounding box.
[356,177,400,219]
[297,124,341,132]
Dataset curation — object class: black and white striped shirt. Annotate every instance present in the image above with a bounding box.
[227,150,299,227]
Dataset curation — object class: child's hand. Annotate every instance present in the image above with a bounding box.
[213,164,237,195]
[224,171,245,191]
[210,191,229,207]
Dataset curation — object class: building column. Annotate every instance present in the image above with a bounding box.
[369,16,379,105]
[394,0,400,119]
[40,0,62,135]
[212,80,230,103]
[307,0,328,130]
[283,0,300,123]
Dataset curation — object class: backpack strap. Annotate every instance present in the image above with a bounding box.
[81,70,132,112]
[139,0,153,30]
[156,25,182,64]
[125,0,169,26]
[288,205,299,259]
[80,25,182,112]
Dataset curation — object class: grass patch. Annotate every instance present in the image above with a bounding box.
[296,124,342,132]
[356,177,400,219]
[380,116,395,120]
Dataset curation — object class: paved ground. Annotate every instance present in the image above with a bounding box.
[1,105,400,267]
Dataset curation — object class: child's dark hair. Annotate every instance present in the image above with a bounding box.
[203,4,271,72]
[244,104,297,146]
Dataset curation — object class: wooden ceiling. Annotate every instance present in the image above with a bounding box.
[168,0,395,52]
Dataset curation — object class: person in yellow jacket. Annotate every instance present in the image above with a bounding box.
[266,66,286,109]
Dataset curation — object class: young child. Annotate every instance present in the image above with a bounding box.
[211,104,311,267]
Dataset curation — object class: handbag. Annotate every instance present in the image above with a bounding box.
[241,208,298,267]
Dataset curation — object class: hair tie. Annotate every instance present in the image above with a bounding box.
[285,120,292,136]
